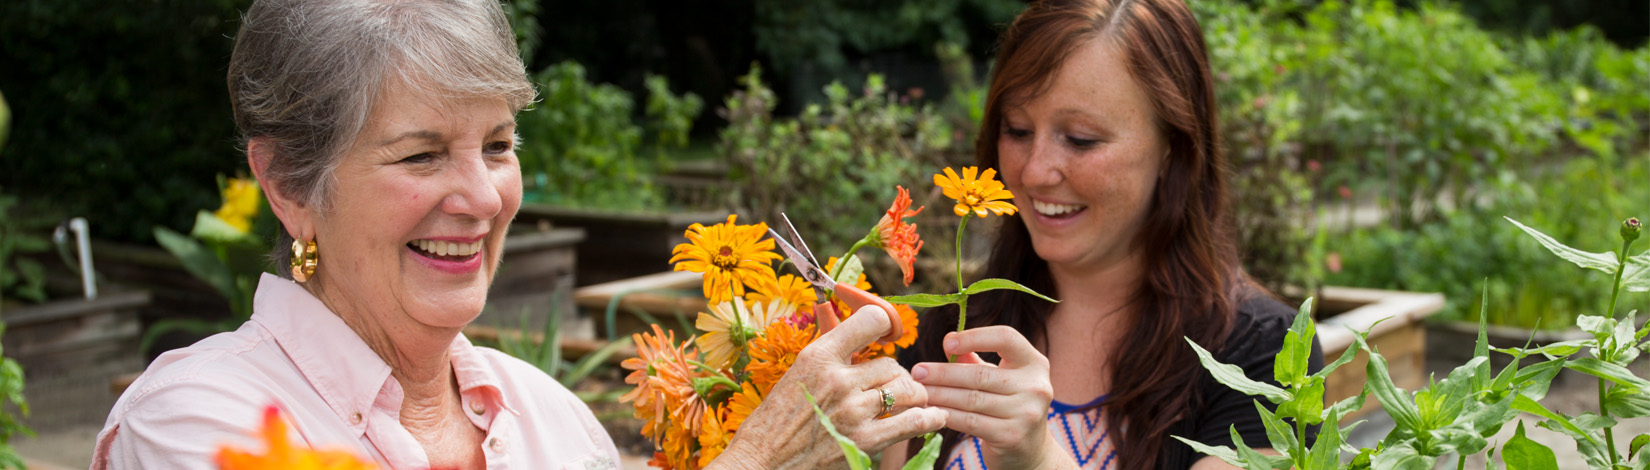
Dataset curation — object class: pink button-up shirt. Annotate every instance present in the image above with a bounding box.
[92,274,621,470]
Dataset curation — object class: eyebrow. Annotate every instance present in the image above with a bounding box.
[378,120,516,147]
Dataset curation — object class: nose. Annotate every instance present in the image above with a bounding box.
[441,149,504,221]
[1017,134,1065,189]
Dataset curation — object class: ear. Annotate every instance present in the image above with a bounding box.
[247,138,317,241]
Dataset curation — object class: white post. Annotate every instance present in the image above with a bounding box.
[68,217,95,299]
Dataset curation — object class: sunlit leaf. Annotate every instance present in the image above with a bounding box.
[1502,422,1558,470]
[900,432,944,470]
[1605,385,1650,418]
[959,278,1058,303]
[1231,426,1293,470]
[1566,357,1650,389]
[802,386,873,470]
[1186,338,1290,403]
[1505,217,1619,273]
[1276,298,1316,388]
[1172,436,1243,469]
[884,293,964,308]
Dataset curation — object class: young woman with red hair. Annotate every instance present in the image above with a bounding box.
[894,0,1323,469]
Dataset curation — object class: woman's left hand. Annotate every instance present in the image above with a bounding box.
[912,326,1074,470]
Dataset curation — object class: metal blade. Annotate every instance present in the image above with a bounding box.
[767,223,833,292]
[778,213,823,269]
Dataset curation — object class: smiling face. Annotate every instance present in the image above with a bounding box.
[997,38,1166,278]
[301,80,521,330]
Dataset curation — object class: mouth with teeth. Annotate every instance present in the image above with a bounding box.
[408,239,483,262]
[1032,200,1087,219]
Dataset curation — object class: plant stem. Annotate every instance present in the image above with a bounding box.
[1605,238,1634,320]
[1295,418,1308,469]
[951,217,970,363]
[829,236,875,280]
[1601,377,1617,466]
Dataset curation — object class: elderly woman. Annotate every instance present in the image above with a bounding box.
[91,1,941,468]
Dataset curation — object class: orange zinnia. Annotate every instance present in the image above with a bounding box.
[696,407,731,468]
[868,185,924,286]
[670,214,783,304]
[934,167,1017,217]
[746,321,815,395]
[858,304,921,360]
[721,382,763,433]
[620,325,701,442]
[216,405,377,470]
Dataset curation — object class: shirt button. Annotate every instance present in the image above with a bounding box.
[469,400,485,415]
[488,437,506,453]
[349,412,362,425]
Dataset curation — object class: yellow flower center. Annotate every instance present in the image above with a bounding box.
[964,192,983,206]
[712,246,739,270]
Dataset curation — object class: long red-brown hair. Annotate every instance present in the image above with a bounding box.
[906,0,1241,468]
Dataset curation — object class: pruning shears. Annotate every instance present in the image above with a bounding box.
[768,213,903,343]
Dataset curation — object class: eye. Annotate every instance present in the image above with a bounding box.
[1000,125,1032,140]
[400,152,437,164]
[484,140,512,154]
[1065,136,1100,149]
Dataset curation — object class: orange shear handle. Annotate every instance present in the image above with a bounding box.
[813,283,902,344]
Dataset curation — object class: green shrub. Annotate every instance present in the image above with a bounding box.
[515,62,702,211]
[1326,155,1649,329]
[718,65,960,290]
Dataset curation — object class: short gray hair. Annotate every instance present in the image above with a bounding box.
[228,0,534,271]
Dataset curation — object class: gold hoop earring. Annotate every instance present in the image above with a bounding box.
[291,239,318,282]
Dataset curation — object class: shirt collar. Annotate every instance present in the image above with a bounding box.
[251,274,519,425]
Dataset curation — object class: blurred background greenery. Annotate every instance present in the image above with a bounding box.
[0,0,1646,329]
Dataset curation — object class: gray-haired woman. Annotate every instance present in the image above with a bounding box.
[91,1,942,468]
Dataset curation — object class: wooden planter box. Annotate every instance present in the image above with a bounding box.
[1313,286,1446,421]
[514,204,725,287]
[1,290,149,430]
[472,226,588,338]
[573,271,704,340]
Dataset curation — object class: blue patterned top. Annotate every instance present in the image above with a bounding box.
[943,395,1116,470]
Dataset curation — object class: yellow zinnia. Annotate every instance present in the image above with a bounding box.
[213,178,263,233]
[670,214,783,304]
[696,408,731,469]
[934,167,1017,217]
[722,382,763,434]
[747,274,818,312]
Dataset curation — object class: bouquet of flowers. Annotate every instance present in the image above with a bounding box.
[621,167,1056,469]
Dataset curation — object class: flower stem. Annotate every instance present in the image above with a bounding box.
[829,236,875,280]
[950,216,970,362]
[1606,238,1634,320]
[1598,236,1634,466]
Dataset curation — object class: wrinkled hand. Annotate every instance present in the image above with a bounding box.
[912,326,1072,470]
[712,306,946,470]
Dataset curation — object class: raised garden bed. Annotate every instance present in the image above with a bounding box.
[514,204,725,287]
[2,290,149,430]
[1312,286,1446,421]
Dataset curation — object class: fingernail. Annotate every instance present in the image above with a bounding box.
[911,364,928,381]
[943,335,958,352]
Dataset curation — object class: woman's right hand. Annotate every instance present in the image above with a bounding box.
[712,305,946,470]
[911,326,1075,470]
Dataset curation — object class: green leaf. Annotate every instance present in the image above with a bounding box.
[1230,426,1293,470]
[1254,401,1299,460]
[1362,344,1423,433]
[1619,252,1650,292]
[1172,436,1244,468]
[1505,217,1620,274]
[1326,387,1370,423]
[802,386,873,470]
[1185,338,1290,403]
[1278,377,1326,425]
[1513,395,1594,443]
[154,226,237,301]
[1510,359,1565,401]
[1577,315,1615,341]
[900,432,944,470]
[561,337,633,389]
[1606,385,1650,418]
[188,210,254,245]
[1314,327,1363,381]
[1502,422,1558,470]
[1305,409,1343,470]
[1492,341,1590,359]
[959,278,1059,303]
[1473,284,1492,392]
[1370,444,1433,470]
[1629,433,1649,460]
[831,254,865,287]
[1566,357,1650,389]
[884,293,965,308]
[1276,298,1316,388]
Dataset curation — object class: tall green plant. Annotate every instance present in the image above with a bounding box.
[1182,216,1650,469]
[145,176,276,353]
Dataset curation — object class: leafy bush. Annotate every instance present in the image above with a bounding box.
[718,64,962,292]
[0,0,249,243]
[1327,155,1649,329]
[1184,215,1650,470]
[515,62,702,211]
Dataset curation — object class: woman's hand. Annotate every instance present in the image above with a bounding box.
[712,306,946,470]
[911,326,1074,470]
